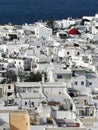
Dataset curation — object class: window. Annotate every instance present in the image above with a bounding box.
[77,52,80,56]
[23,88,26,92]
[25,102,27,105]
[89,82,92,85]
[67,52,69,55]
[74,81,78,85]
[7,92,12,96]
[81,81,84,85]
[57,75,62,79]
[29,100,31,107]
[32,102,34,106]
[19,62,21,65]
[33,90,38,93]
[8,86,11,89]
[28,88,31,92]
[72,71,76,77]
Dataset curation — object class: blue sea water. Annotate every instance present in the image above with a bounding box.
[0,0,98,24]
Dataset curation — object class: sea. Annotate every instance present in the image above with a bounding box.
[0,0,98,25]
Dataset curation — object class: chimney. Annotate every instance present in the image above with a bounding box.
[42,73,45,84]
[17,75,20,83]
[49,69,54,82]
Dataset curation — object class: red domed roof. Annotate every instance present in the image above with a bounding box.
[68,28,80,35]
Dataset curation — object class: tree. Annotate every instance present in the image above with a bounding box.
[6,70,17,83]
[25,71,47,82]
[0,79,6,84]
[46,17,55,29]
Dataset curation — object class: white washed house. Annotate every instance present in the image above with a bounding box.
[0,83,15,97]
[18,92,45,109]
[4,57,32,71]
[16,82,46,109]
[35,24,52,40]
[42,82,67,95]
[58,46,82,58]
[16,82,41,93]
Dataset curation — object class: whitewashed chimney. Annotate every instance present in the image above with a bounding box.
[49,69,54,82]
[17,76,20,83]
[42,73,45,84]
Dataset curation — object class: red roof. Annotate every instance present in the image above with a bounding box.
[68,28,80,35]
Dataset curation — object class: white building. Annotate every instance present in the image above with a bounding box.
[58,46,82,58]
[61,18,76,28]
[42,82,67,95]
[4,57,32,71]
[18,92,45,109]
[16,82,41,93]
[35,23,52,40]
[16,82,46,109]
